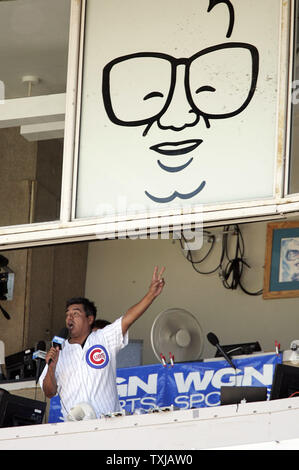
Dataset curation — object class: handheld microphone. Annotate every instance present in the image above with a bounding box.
[207,332,236,370]
[49,328,69,365]
[52,327,68,348]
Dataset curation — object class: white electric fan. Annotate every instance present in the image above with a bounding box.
[150,308,204,363]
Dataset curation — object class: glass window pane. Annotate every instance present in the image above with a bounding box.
[76,0,281,220]
[0,0,70,227]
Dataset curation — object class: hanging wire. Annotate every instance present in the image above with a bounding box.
[180,229,225,274]
[179,224,263,296]
[0,304,10,320]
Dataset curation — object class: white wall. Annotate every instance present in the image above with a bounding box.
[85,220,299,365]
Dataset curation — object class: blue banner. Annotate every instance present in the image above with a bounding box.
[48,353,282,422]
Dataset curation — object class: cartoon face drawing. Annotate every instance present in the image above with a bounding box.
[101,0,259,204]
[75,0,280,219]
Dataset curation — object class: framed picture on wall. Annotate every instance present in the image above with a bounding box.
[263,221,299,299]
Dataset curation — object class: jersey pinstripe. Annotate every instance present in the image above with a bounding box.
[39,317,128,420]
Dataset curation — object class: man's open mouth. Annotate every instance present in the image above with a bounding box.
[149,139,202,156]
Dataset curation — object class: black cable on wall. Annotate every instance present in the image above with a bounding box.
[179,224,263,296]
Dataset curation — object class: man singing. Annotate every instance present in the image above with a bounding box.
[39,266,165,420]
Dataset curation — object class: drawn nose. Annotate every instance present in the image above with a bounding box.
[158,65,198,131]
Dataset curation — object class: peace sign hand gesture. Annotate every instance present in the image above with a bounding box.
[149,266,166,298]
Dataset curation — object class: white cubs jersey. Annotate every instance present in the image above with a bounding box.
[39,317,128,420]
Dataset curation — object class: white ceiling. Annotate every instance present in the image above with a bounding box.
[0,0,71,99]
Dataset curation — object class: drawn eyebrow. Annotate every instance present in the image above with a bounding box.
[143,91,164,100]
[195,86,216,94]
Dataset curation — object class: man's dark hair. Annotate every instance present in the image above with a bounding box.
[93,319,111,329]
[66,297,97,319]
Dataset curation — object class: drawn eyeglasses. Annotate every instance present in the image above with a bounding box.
[102,42,259,128]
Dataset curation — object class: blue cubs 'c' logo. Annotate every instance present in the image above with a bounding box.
[86,345,109,369]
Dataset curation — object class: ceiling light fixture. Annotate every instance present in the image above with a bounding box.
[22,75,40,97]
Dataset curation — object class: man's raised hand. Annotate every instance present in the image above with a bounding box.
[149,266,165,298]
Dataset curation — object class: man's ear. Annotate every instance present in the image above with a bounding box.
[88,315,95,327]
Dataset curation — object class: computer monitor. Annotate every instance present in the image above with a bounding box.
[215,341,262,357]
[5,348,36,380]
[270,363,299,400]
[0,388,46,428]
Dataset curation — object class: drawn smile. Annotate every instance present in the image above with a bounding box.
[149,139,203,156]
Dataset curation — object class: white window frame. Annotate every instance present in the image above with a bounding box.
[0,0,297,251]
